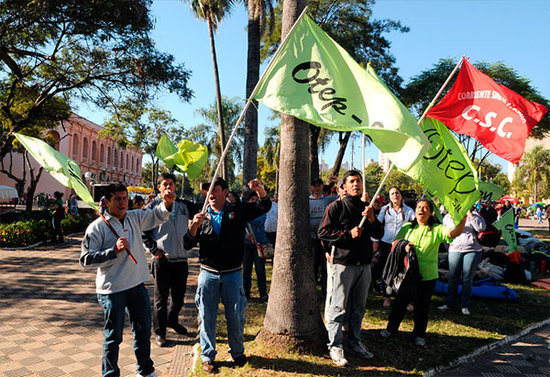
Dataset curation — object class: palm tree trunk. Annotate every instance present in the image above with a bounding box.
[243,4,261,184]
[257,0,327,354]
[207,18,227,180]
[330,131,352,177]
[309,124,320,180]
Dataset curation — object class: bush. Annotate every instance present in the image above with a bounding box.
[0,211,98,248]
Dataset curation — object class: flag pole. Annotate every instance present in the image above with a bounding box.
[362,133,366,189]
[358,56,465,228]
[97,210,137,264]
[201,7,310,213]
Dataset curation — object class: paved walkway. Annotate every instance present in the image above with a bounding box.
[0,236,198,377]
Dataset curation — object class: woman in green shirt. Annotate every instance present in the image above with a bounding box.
[380,199,466,347]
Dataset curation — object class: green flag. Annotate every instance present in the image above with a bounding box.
[403,118,480,224]
[14,133,99,212]
[493,208,517,252]
[253,13,429,171]
[156,134,208,181]
[479,181,504,202]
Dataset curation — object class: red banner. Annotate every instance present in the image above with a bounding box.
[427,60,547,164]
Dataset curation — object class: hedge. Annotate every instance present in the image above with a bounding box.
[0,211,98,248]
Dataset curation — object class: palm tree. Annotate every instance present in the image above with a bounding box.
[183,97,245,183]
[257,0,327,353]
[262,125,280,191]
[242,0,275,185]
[186,0,236,179]
[513,145,550,202]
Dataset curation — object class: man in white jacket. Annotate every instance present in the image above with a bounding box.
[80,183,175,377]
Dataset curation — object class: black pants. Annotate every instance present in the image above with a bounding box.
[371,241,392,293]
[151,257,188,337]
[52,216,64,242]
[386,279,436,338]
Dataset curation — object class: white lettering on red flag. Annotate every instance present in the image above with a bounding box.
[427,60,547,164]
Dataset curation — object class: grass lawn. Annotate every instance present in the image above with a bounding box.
[193,256,550,376]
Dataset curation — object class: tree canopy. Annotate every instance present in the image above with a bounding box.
[0,0,192,160]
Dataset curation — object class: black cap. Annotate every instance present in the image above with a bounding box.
[311,178,323,186]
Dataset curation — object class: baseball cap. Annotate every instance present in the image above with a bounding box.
[375,194,384,203]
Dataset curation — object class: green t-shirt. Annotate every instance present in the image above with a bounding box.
[396,223,452,281]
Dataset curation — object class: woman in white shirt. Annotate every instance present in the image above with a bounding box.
[373,187,415,307]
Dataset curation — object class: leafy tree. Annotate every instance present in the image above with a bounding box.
[257,0,327,354]
[261,0,409,179]
[256,148,277,192]
[182,97,245,184]
[513,146,550,202]
[242,0,275,185]
[186,0,236,179]
[403,58,550,166]
[100,99,181,189]
[0,0,192,203]
[259,125,281,191]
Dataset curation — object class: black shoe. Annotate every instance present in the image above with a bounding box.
[167,323,188,335]
[155,335,166,347]
[233,354,247,367]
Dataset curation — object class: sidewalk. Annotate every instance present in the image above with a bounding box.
[0,235,198,377]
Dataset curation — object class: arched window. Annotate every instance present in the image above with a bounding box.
[91,140,97,161]
[107,146,112,166]
[126,153,129,170]
[120,151,123,168]
[46,130,61,151]
[136,158,140,173]
[131,156,134,172]
[72,135,79,157]
[100,144,105,163]
[114,149,118,167]
[82,137,89,159]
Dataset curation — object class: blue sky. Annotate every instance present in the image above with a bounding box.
[77,0,550,172]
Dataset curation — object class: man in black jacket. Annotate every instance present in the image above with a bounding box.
[185,177,270,374]
[318,170,384,367]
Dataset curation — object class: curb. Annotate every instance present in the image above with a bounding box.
[423,317,550,377]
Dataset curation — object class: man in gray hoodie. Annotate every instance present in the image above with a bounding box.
[80,183,175,377]
[143,173,199,347]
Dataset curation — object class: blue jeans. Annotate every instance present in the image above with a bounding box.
[242,243,267,298]
[326,263,371,349]
[446,251,482,309]
[195,269,247,362]
[97,283,153,377]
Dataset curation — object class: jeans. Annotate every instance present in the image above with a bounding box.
[386,279,436,338]
[151,257,188,336]
[446,251,481,309]
[326,263,371,349]
[242,243,267,298]
[195,269,247,362]
[97,283,154,377]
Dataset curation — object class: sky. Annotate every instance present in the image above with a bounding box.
[76,0,550,173]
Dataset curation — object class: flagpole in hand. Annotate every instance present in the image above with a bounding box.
[358,56,465,229]
[97,211,137,264]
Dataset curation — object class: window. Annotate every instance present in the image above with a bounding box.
[91,141,97,161]
[82,137,88,159]
[107,146,112,165]
[120,151,123,168]
[72,135,79,156]
[100,144,104,163]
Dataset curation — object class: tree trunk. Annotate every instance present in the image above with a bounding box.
[243,4,260,185]
[309,124,320,181]
[24,152,44,211]
[257,0,327,354]
[330,131,352,177]
[207,18,227,180]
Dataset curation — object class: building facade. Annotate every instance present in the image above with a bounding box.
[0,113,143,200]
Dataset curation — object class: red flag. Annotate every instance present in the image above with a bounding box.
[427,60,547,164]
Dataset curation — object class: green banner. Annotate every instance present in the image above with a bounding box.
[493,208,518,252]
[15,133,99,212]
[403,118,480,224]
[479,181,504,202]
[253,13,429,171]
[156,134,208,181]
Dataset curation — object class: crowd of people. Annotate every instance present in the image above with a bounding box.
[75,170,548,375]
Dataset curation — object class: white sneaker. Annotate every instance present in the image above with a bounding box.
[136,372,157,377]
[348,341,374,359]
[461,308,471,315]
[437,304,449,311]
[329,347,348,367]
